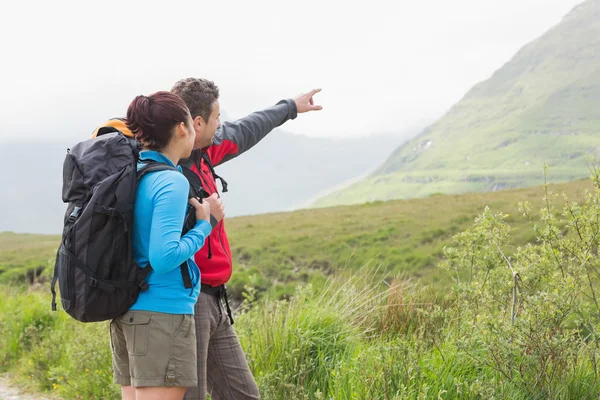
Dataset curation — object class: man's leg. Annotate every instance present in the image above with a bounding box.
[206,299,260,400]
[184,293,219,400]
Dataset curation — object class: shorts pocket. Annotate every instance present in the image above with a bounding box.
[120,311,151,356]
[175,315,193,339]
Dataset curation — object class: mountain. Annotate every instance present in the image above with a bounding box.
[315,0,600,207]
[0,129,413,234]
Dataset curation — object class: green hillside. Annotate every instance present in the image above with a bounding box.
[2,177,600,399]
[0,233,60,283]
[316,0,600,207]
[0,178,592,301]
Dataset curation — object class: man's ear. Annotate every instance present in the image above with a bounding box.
[193,115,205,129]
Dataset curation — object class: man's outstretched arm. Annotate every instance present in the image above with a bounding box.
[208,89,322,166]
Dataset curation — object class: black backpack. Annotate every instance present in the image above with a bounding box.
[51,130,195,322]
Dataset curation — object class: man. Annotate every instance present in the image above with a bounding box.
[171,78,322,400]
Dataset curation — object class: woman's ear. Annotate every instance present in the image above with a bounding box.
[176,121,188,138]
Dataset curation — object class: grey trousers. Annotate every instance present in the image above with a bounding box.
[184,292,260,400]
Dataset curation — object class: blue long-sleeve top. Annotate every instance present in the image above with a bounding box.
[130,150,212,315]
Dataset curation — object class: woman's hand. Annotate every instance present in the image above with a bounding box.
[204,193,225,222]
[188,197,211,222]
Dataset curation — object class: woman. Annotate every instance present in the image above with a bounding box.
[109,91,218,400]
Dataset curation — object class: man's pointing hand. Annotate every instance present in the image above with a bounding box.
[294,89,323,113]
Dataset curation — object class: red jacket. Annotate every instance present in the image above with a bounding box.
[185,99,297,287]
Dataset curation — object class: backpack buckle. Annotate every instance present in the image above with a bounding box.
[68,206,82,222]
[88,277,98,288]
[138,280,149,292]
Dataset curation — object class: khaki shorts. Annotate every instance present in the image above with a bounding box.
[110,310,197,388]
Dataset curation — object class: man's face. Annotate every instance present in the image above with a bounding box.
[193,100,221,149]
[182,115,197,158]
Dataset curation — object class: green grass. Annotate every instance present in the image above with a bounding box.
[0,179,593,303]
[0,286,117,399]
[2,269,599,399]
[317,0,600,207]
[0,232,60,284]
[224,178,592,300]
[2,174,600,399]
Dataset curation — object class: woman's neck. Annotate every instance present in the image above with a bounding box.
[162,149,180,167]
[144,147,180,167]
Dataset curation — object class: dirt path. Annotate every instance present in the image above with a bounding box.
[0,375,54,400]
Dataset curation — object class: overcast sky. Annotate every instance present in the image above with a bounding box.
[0,0,584,142]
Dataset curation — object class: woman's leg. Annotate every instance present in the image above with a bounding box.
[136,387,187,400]
[122,386,136,400]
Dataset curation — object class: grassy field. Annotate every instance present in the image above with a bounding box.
[0,233,61,284]
[0,178,593,303]
[2,174,600,398]
[226,178,591,299]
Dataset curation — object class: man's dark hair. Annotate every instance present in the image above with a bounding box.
[171,78,220,122]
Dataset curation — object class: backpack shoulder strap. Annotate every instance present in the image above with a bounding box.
[181,165,210,200]
[201,153,229,193]
[137,160,195,290]
[137,160,179,181]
